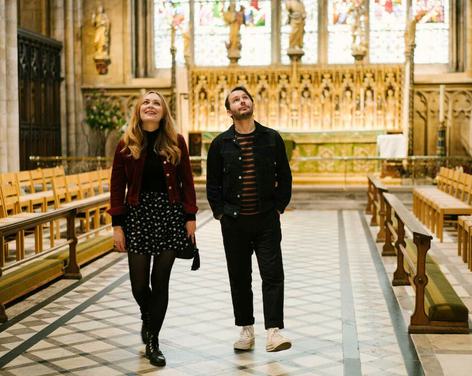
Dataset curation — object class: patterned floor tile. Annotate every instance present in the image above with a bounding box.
[0,209,456,375]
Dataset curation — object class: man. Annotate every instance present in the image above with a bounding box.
[206,86,292,352]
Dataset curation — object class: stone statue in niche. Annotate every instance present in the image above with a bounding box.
[256,87,270,125]
[286,0,306,49]
[385,88,396,130]
[349,0,368,61]
[364,89,375,128]
[300,88,312,130]
[286,0,306,58]
[312,93,321,128]
[182,28,191,65]
[321,88,332,129]
[92,5,111,74]
[354,93,362,128]
[342,89,354,129]
[224,3,245,64]
[216,88,227,129]
[197,91,208,130]
[376,94,384,128]
[333,95,342,128]
[279,89,290,128]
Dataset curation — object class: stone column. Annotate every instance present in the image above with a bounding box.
[51,0,68,155]
[6,0,19,171]
[0,0,7,171]
[0,0,19,172]
[65,0,77,156]
[467,0,472,76]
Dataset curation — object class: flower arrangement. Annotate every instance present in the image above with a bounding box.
[84,90,126,155]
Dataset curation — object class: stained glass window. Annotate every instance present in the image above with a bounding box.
[194,0,271,66]
[369,0,407,63]
[154,0,190,68]
[328,0,354,64]
[413,0,449,64]
[280,0,318,64]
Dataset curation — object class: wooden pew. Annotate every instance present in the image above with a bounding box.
[457,215,472,271]
[366,175,389,243]
[383,193,469,333]
[414,169,472,242]
[0,194,113,323]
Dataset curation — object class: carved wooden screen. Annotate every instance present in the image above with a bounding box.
[18,28,62,170]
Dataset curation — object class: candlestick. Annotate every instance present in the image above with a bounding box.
[439,84,445,122]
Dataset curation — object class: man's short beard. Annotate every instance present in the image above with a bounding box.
[232,108,253,120]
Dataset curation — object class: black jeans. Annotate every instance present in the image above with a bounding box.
[220,210,285,329]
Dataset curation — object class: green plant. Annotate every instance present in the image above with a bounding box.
[85,91,126,133]
[84,91,126,155]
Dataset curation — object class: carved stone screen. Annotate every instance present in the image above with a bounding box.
[189,65,403,132]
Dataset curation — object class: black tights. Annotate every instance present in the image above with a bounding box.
[128,251,176,336]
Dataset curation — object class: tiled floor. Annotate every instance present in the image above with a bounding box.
[0,209,471,375]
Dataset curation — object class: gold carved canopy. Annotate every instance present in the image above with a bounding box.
[189,64,403,133]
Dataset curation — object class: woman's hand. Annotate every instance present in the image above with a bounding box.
[113,226,126,252]
[186,220,196,244]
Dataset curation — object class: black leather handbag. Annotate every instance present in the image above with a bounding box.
[176,237,200,271]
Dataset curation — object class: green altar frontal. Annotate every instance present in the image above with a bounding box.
[199,130,384,174]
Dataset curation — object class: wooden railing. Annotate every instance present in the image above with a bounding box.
[0,194,110,275]
[367,174,389,243]
[0,194,112,322]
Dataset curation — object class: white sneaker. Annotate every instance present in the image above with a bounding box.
[266,328,292,352]
[233,325,255,351]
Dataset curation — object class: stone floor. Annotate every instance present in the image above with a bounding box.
[0,208,471,375]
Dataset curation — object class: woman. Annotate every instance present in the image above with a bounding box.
[108,91,197,367]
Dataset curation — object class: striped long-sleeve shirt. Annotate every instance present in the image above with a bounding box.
[235,131,259,215]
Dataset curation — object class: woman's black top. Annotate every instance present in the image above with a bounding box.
[141,129,167,193]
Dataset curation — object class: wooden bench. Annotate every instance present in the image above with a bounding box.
[0,195,113,322]
[383,193,469,333]
[457,215,472,271]
[413,168,472,242]
[366,175,389,242]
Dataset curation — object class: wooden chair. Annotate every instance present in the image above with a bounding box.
[16,171,33,194]
[30,169,47,192]
[42,166,65,191]
[0,182,43,260]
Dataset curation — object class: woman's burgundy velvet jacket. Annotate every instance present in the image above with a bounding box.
[108,134,198,220]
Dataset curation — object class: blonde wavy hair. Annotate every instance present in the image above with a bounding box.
[121,91,181,164]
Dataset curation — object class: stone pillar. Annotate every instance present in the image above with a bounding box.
[6,0,19,171]
[0,0,20,172]
[0,0,7,171]
[64,0,77,156]
[467,0,472,77]
[51,0,68,156]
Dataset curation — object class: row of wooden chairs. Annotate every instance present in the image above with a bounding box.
[0,168,111,265]
[51,170,111,236]
[0,166,65,194]
[413,167,472,242]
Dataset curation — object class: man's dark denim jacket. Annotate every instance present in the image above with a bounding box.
[206,122,292,219]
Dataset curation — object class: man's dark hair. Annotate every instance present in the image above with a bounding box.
[224,86,254,110]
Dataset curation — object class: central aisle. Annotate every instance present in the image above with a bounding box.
[0,210,421,375]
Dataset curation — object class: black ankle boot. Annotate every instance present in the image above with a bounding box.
[140,313,151,344]
[145,334,166,367]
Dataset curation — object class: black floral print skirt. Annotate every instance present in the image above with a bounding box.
[124,192,188,255]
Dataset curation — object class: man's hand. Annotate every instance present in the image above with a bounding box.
[113,226,126,252]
